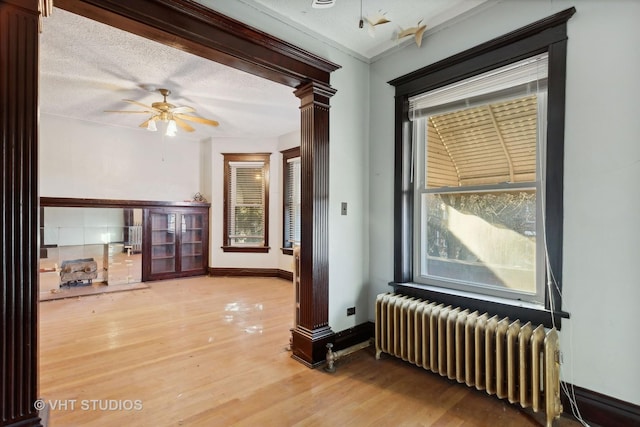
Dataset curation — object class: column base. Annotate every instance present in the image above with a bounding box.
[291,325,335,368]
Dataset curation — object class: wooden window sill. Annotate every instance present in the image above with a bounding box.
[221,246,270,253]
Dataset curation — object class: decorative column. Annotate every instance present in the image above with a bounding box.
[291,81,336,367]
[1,1,42,426]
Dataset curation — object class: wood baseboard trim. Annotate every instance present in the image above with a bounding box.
[561,383,640,426]
[331,322,375,352]
[209,267,293,281]
[278,269,293,281]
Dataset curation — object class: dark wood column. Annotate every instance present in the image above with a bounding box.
[290,82,336,367]
[1,1,41,426]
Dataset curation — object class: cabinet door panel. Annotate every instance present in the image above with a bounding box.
[181,254,203,272]
[143,207,209,281]
[151,258,176,274]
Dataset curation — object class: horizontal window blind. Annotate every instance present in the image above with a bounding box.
[228,161,265,245]
[284,157,301,246]
[410,53,548,119]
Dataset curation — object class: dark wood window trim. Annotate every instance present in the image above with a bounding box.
[222,153,271,253]
[222,246,270,254]
[281,146,301,255]
[389,8,576,329]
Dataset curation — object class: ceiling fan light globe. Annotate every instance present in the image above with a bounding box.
[147,119,157,132]
[165,119,178,137]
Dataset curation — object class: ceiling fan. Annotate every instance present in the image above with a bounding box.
[105,88,219,136]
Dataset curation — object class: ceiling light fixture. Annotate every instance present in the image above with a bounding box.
[311,0,335,9]
[146,119,157,132]
[105,88,219,136]
[165,119,178,137]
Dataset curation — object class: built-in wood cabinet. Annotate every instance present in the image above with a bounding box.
[143,206,209,281]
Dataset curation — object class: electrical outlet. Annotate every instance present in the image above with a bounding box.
[347,306,355,316]
[341,202,347,215]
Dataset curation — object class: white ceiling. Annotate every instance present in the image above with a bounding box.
[40,8,300,141]
[236,0,490,59]
[39,1,490,141]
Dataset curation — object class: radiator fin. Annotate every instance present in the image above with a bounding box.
[375,293,562,427]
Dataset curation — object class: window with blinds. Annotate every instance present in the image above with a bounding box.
[282,148,301,250]
[411,53,548,304]
[223,153,270,251]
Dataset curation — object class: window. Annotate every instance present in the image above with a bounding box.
[282,147,301,254]
[412,54,547,305]
[390,8,575,327]
[223,153,270,253]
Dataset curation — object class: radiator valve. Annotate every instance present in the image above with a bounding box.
[325,343,336,373]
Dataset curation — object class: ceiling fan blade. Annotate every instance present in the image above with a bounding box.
[175,113,219,127]
[173,116,195,132]
[171,106,195,114]
[123,99,159,111]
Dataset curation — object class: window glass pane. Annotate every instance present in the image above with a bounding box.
[231,206,264,245]
[421,190,536,294]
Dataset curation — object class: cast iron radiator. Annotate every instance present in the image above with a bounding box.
[375,293,562,427]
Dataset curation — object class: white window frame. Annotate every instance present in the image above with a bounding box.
[410,54,549,305]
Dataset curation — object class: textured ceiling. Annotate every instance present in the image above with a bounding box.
[39,8,300,141]
[40,2,491,140]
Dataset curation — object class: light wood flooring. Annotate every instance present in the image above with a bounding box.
[39,276,580,426]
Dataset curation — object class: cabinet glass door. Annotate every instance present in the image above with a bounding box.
[180,212,204,272]
[150,212,176,274]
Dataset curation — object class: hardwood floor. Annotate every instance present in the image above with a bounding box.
[39,276,580,426]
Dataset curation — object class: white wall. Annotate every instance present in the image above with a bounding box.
[40,115,291,272]
[199,138,213,202]
[207,2,372,332]
[369,0,640,405]
[40,114,201,201]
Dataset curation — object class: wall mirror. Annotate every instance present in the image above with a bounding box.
[39,206,143,293]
